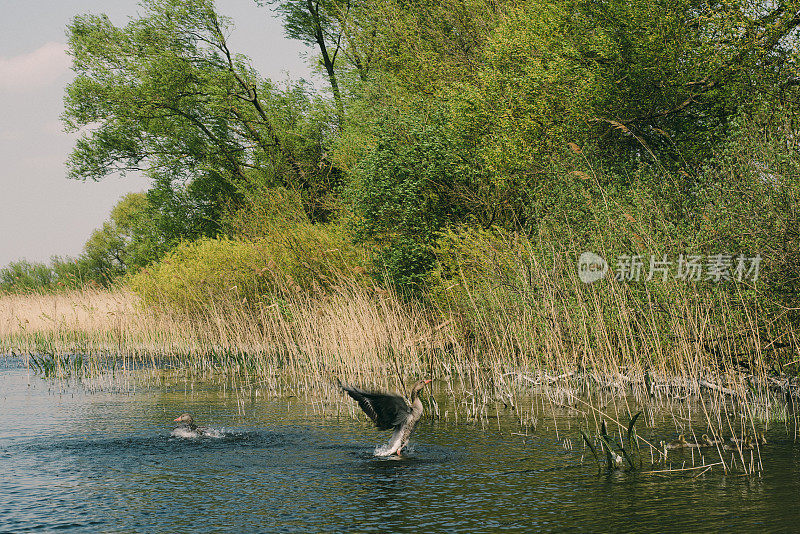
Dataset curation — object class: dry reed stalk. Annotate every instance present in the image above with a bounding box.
[0,240,794,474]
[0,288,136,335]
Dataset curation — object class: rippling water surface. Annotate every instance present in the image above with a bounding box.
[1,356,799,533]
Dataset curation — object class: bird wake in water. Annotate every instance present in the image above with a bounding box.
[170,426,225,439]
[170,413,224,439]
[374,443,416,458]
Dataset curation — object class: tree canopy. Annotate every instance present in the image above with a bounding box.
[64,0,339,228]
[58,0,800,298]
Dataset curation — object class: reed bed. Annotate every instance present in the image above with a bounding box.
[1,240,797,475]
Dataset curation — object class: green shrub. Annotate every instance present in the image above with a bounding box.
[0,261,57,293]
[350,106,477,295]
[128,220,370,315]
[0,256,113,294]
[376,238,435,297]
[128,238,269,315]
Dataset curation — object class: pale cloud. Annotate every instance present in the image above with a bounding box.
[0,42,70,92]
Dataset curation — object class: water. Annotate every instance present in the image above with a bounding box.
[1,357,799,533]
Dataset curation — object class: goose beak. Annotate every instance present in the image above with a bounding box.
[424,379,433,384]
[173,416,181,422]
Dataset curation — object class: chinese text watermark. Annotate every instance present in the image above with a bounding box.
[578,252,761,284]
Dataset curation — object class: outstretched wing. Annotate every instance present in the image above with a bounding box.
[342,385,411,431]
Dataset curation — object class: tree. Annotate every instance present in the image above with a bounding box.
[347,0,800,167]
[64,0,338,225]
[458,0,800,168]
[338,0,800,292]
[0,261,56,293]
[82,192,161,276]
[262,0,344,120]
[351,104,481,293]
[260,0,380,123]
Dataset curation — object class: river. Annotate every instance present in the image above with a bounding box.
[1,356,798,533]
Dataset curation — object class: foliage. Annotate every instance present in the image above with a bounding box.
[0,193,169,294]
[128,237,270,315]
[0,261,61,293]
[64,0,339,226]
[261,0,345,119]
[696,98,800,316]
[130,194,369,314]
[82,192,165,277]
[367,0,800,167]
[11,0,795,334]
[0,257,107,294]
[349,104,480,293]
[332,0,800,299]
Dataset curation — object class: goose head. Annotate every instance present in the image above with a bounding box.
[410,379,433,399]
[174,413,196,428]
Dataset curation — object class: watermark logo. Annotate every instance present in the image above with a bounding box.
[578,253,761,283]
[578,252,609,284]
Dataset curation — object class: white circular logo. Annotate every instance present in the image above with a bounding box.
[578,252,608,284]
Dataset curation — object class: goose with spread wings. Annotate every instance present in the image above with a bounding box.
[341,379,432,456]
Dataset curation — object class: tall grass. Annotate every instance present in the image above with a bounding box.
[1,224,795,475]
[0,282,433,390]
[431,224,796,393]
[2,234,794,416]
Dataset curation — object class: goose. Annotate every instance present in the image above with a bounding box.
[341,379,432,456]
[171,413,211,438]
[699,434,720,447]
[723,435,757,451]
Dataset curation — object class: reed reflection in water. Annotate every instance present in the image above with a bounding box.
[0,358,798,533]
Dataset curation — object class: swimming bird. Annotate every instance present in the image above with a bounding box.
[171,413,210,438]
[341,379,432,456]
[723,439,750,452]
[722,433,763,451]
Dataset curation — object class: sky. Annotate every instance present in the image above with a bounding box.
[0,0,312,267]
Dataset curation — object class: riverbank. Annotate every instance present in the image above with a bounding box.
[1,276,797,416]
[2,283,798,479]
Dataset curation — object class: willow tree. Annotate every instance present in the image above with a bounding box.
[64,0,338,228]
[338,0,800,291]
[259,0,382,126]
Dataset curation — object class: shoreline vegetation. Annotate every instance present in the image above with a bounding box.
[2,222,797,405]
[2,0,800,475]
[1,242,796,476]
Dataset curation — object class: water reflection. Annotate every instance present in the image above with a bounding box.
[1,357,799,532]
